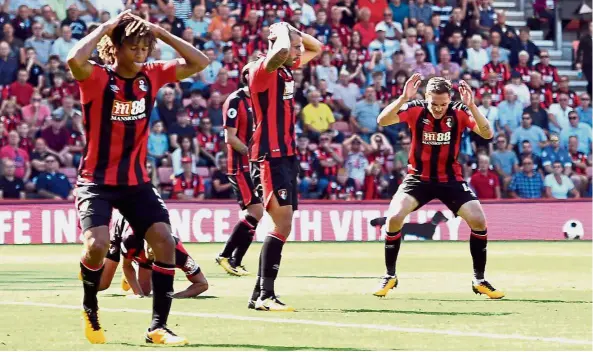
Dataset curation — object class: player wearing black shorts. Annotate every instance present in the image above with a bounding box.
[373,74,505,299]
[216,62,264,277]
[247,22,322,311]
[99,217,208,299]
[68,10,209,344]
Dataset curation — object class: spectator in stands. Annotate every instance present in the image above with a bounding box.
[0,130,30,181]
[0,100,21,132]
[513,51,532,84]
[315,131,343,195]
[576,93,592,127]
[24,22,51,65]
[400,27,421,64]
[497,87,523,136]
[519,140,543,174]
[29,137,49,179]
[302,89,335,143]
[343,134,370,186]
[152,86,178,130]
[0,41,18,87]
[541,134,572,175]
[61,4,87,40]
[447,30,466,66]
[442,6,464,42]
[326,167,358,201]
[506,71,530,107]
[548,93,574,134]
[367,132,394,172]
[8,68,34,107]
[389,0,409,28]
[466,34,488,79]
[363,161,387,200]
[534,50,559,90]
[210,155,233,199]
[478,93,499,133]
[365,50,388,85]
[524,92,549,133]
[206,91,224,132]
[53,96,81,126]
[510,27,540,67]
[186,5,210,39]
[393,134,410,176]
[50,25,77,62]
[0,158,25,199]
[210,68,237,102]
[353,8,375,47]
[510,112,547,156]
[23,47,45,91]
[436,46,460,80]
[21,92,50,134]
[16,122,33,154]
[160,1,185,38]
[352,87,381,142]
[40,113,72,166]
[491,134,519,192]
[576,22,592,94]
[528,72,553,109]
[470,154,501,199]
[172,156,205,200]
[509,156,545,199]
[410,49,436,80]
[171,135,198,176]
[296,135,318,199]
[477,0,496,33]
[421,25,438,65]
[168,109,195,151]
[35,153,73,200]
[315,51,339,87]
[370,23,400,59]
[3,23,24,60]
[545,161,580,199]
[553,76,581,108]
[567,135,590,195]
[148,121,169,167]
[486,31,510,64]
[409,0,432,27]
[37,5,60,39]
[559,111,592,155]
[196,117,219,167]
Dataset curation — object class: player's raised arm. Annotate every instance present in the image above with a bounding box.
[66,10,132,81]
[287,24,323,66]
[459,80,494,140]
[264,23,293,72]
[377,73,422,126]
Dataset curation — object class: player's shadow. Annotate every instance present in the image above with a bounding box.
[300,308,511,316]
[290,275,377,279]
[406,298,592,304]
[118,342,379,350]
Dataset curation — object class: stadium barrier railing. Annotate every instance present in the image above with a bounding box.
[0,199,589,244]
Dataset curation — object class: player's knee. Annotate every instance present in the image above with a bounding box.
[466,213,487,231]
[387,212,406,230]
[247,205,264,222]
[85,232,110,258]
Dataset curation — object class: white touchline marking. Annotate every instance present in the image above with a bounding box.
[1,301,591,346]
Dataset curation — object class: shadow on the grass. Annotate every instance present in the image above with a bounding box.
[406,298,592,304]
[300,308,511,316]
[290,275,376,279]
[118,342,376,350]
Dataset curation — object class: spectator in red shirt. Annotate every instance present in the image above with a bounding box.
[315,132,344,194]
[470,154,501,199]
[353,8,376,47]
[186,90,208,129]
[359,0,388,25]
[330,7,351,47]
[66,113,85,167]
[16,122,33,155]
[196,117,220,167]
[21,92,51,133]
[210,68,238,102]
[0,101,22,132]
[172,156,205,200]
[8,69,34,107]
[326,167,359,200]
[46,71,71,109]
[40,114,72,166]
[363,161,388,199]
[0,130,30,181]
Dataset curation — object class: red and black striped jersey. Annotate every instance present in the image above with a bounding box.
[223,88,254,174]
[386,80,404,101]
[77,61,177,186]
[223,61,242,84]
[398,100,477,183]
[172,173,205,199]
[186,104,208,128]
[248,57,299,160]
[368,149,394,173]
[330,46,346,68]
[476,84,505,105]
[196,132,221,154]
[552,90,581,107]
[297,148,317,178]
[481,61,511,82]
[534,63,559,88]
[513,64,533,83]
[374,86,390,104]
[528,86,554,108]
[325,178,357,200]
[315,146,341,178]
[248,38,269,56]
[331,24,352,47]
[264,1,292,20]
[230,40,250,65]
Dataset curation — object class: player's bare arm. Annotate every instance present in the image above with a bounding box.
[133,15,209,80]
[264,23,292,72]
[225,127,249,156]
[121,257,145,296]
[459,80,494,139]
[66,10,132,80]
[287,24,323,66]
[377,73,422,126]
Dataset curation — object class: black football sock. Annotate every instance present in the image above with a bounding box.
[260,234,285,299]
[232,215,258,266]
[104,242,121,263]
[150,262,175,330]
[80,259,104,311]
[251,251,263,302]
[470,229,488,281]
[219,224,243,258]
[385,231,402,277]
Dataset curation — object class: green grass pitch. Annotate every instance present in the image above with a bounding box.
[0,241,591,350]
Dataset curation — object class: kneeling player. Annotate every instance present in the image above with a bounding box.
[373,74,505,299]
[215,62,264,277]
[99,217,208,298]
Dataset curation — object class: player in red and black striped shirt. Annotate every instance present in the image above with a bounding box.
[68,11,209,345]
[216,62,264,278]
[247,22,322,312]
[374,74,505,300]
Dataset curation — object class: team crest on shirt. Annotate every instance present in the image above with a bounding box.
[278,189,288,200]
[132,77,148,99]
[227,108,237,119]
[446,117,452,128]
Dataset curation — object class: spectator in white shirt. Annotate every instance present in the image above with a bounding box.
[315,51,339,88]
[369,23,400,59]
[49,25,79,62]
[375,8,403,40]
[478,93,499,132]
[290,0,316,26]
[332,69,362,116]
[505,71,530,107]
[544,161,580,199]
[400,28,421,64]
[466,34,489,78]
[548,93,574,134]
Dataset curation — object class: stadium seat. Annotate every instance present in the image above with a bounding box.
[196,167,210,178]
[157,167,174,185]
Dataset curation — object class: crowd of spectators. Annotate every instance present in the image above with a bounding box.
[0,0,590,202]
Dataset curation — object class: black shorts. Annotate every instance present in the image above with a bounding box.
[398,175,478,214]
[257,156,299,210]
[76,182,170,239]
[228,166,262,210]
[174,238,201,277]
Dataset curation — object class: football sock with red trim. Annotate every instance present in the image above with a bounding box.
[232,215,258,266]
[470,229,488,281]
[260,234,285,299]
[150,262,175,330]
[80,259,104,311]
[385,231,402,277]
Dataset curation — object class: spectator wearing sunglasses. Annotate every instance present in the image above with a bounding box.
[559,112,592,154]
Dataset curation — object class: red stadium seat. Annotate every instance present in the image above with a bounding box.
[196,167,210,178]
[157,167,174,185]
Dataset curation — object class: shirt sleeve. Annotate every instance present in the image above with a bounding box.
[196,176,205,194]
[172,176,183,194]
[249,58,274,93]
[77,61,109,103]
[397,100,424,124]
[566,176,575,191]
[144,60,178,93]
[458,105,477,130]
[222,95,241,129]
[544,174,553,187]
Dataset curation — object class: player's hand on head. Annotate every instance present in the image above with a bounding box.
[459,80,474,106]
[268,22,289,41]
[104,9,132,34]
[404,73,422,100]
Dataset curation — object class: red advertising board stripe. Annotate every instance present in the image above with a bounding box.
[0,200,590,244]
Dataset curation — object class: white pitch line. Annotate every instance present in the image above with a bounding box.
[1,301,591,346]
